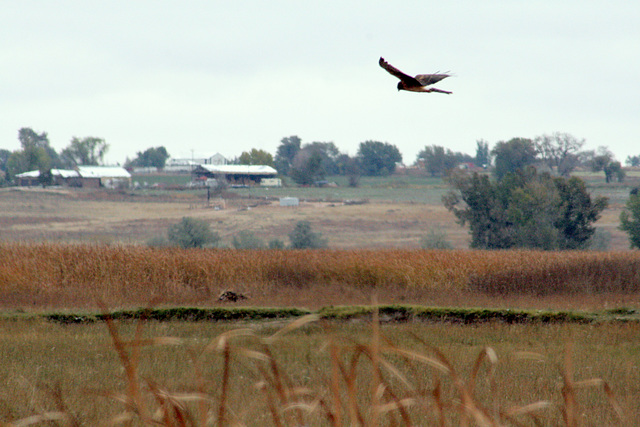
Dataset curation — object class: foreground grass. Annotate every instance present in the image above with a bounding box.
[1,315,637,425]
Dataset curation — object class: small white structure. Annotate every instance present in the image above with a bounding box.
[165,153,228,172]
[279,197,299,207]
[260,178,283,187]
[76,166,132,189]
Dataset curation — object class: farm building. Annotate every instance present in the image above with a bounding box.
[14,166,131,189]
[165,153,228,172]
[75,166,131,188]
[192,164,278,186]
[15,169,80,187]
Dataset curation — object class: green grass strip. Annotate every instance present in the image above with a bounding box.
[45,307,312,324]
[26,305,640,324]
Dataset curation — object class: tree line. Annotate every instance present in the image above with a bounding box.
[1,127,635,186]
[232,133,633,186]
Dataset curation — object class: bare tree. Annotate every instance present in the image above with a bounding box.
[534,132,584,176]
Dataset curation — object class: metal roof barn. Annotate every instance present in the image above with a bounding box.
[14,166,131,188]
[192,164,278,186]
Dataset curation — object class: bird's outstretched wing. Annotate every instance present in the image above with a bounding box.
[379,57,421,86]
[414,73,450,86]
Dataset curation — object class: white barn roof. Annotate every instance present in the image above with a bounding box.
[16,167,131,179]
[197,164,277,175]
[16,169,80,178]
[77,166,131,178]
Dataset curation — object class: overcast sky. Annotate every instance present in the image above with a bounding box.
[2,1,639,165]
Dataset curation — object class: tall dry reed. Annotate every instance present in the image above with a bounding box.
[1,243,640,308]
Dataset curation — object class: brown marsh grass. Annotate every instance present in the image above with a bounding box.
[1,243,640,311]
[1,312,636,426]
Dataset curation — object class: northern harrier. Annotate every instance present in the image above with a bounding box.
[379,57,451,94]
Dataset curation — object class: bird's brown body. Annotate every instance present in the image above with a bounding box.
[379,57,451,94]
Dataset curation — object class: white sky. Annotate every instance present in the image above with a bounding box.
[2,1,639,165]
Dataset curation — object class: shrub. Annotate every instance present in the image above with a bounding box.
[231,230,265,249]
[288,221,327,249]
[620,189,640,248]
[167,217,220,248]
[420,228,453,249]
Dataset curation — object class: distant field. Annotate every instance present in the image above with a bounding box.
[0,185,471,249]
[1,170,635,249]
[131,173,451,203]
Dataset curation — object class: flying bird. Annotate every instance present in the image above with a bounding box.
[379,57,452,94]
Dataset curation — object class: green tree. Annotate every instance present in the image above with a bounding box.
[238,148,274,166]
[554,176,609,248]
[357,140,402,176]
[474,139,490,168]
[61,136,109,166]
[603,161,625,183]
[6,151,30,180]
[491,138,537,180]
[290,148,325,185]
[444,169,607,250]
[443,171,513,249]
[337,154,361,187]
[128,146,170,169]
[305,142,342,175]
[619,189,640,249]
[587,146,624,183]
[0,149,11,172]
[626,155,640,167]
[505,172,563,250]
[167,217,220,248]
[288,221,327,249]
[418,145,447,177]
[417,145,472,177]
[274,135,301,175]
[6,127,54,180]
[18,127,49,151]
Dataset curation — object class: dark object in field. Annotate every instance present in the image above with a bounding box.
[219,290,248,302]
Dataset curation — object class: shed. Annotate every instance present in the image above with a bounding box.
[15,169,80,186]
[279,197,299,207]
[76,166,131,189]
[15,167,130,188]
[192,164,278,185]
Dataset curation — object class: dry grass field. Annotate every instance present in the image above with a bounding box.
[0,185,473,249]
[0,175,633,250]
